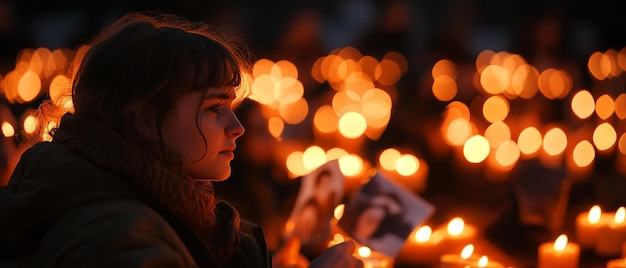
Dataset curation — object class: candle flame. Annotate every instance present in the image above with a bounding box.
[554,234,568,251]
[334,204,345,220]
[414,225,432,243]
[588,205,601,223]
[615,206,625,224]
[357,246,371,258]
[448,217,465,236]
[460,244,474,259]
[328,233,345,247]
[478,255,488,267]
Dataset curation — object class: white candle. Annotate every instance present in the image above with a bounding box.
[537,234,580,268]
[597,207,626,256]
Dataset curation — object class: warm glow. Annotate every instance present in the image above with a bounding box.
[542,127,567,156]
[588,51,608,80]
[313,105,338,134]
[593,122,617,151]
[278,98,308,124]
[571,90,595,119]
[286,151,306,177]
[379,148,401,171]
[573,140,595,167]
[375,59,402,86]
[615,207,625,224]
[446,118,472,146]
[518,127,542,155]
[461,244,474,260]
[18,70,41,103]
[463,135,490,163]
[326,147,348,161]
[595,94,615,120]
[414,225,432,243]
[620,133,626,154]
[334,204,345,220]
[615,93,626,119]
[554,234,568,251]
[588,205,601,223]
[447,217,465,236]
[357,246,372,258]
[482,95,509,123]
[395,154,420,176]
[432,59,457,79]
[338,112,367,139]
[478,256,488,267]
[480,65,508,94]
[538,68,571,99]
[495,140,520,167]
[361,88,392,128]
[23,115,37,134]
[302,146,326,171]
[484,122,511,149]
[432,75,457,101]
[267,117,284,139]
[338,154,363,177]
[1,122,15,137]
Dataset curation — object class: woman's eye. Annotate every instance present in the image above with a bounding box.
[207,104,224,113]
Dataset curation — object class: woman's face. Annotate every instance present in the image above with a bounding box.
[354,206,385,240]
[161,86,244,181]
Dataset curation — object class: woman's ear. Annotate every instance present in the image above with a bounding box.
[133,103,159,141]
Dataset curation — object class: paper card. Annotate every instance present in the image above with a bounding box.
[338,172,435,257]
[284,159,344,249]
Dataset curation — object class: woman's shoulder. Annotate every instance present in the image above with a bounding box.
[36,198,197,266]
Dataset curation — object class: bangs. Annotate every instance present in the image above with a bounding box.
[178,32,251,102]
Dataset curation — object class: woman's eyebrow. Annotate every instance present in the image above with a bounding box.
[204,88,235,100]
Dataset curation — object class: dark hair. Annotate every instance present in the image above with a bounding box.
[59,11,252,160]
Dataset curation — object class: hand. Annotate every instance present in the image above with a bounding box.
[272,236,310,268]
[309,240,364,268]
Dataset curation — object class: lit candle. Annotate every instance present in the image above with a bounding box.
[537,234,580,268]
[354,246,393,268]
[439,217,478,255]
[396,225,443,265]
[607,258,626,268]
[439,244,476,268]
[575,205,611,250]
[597,207,626,256]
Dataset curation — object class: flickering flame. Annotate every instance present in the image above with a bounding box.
[338,154,363,177]
[615,207,625,224]
[554,234,568,251]
[593,122,617,151]
[573,140,595,168]
[414,225,432,243]
[478,256,488,267]
[302,146,326,171]
[338,112,367,139]
[395,154,420,176]
[1,122,15,137]
[571,90,595,119]
[460,244,474,260]
[357,246,371,258]
[328,233,345,247]
[463,135,490,163]
[379,148,401,171]
[448,217,465,236]
[588,205,602,223]
[334,204,345,220]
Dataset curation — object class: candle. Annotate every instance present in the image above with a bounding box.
[575,205,611,250]
[439,245,505,268]
[597,207,626,256]
[537,234,580,268]
[607,258,626,268]
[439,217,478,255]
[354,246,393,268]
[396,225,443,265]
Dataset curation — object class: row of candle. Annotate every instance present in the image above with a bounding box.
[576,205,626,256]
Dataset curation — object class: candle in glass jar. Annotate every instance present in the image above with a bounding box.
[538,234,580,268]
[597,207,626,256]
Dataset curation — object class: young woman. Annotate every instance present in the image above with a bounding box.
[0,11,362,268]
